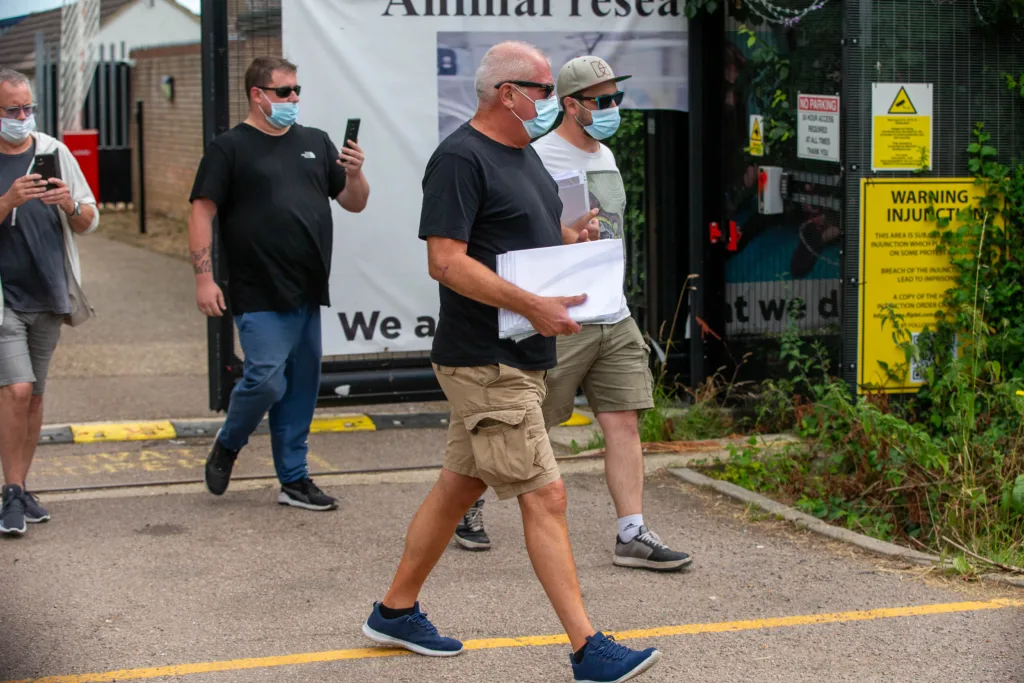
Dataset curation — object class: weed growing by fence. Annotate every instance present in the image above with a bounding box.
[697,127,1024,575]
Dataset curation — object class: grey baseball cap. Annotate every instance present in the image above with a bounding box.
[556,56,631,99]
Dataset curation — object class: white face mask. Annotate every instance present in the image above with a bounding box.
[0,114,35,143]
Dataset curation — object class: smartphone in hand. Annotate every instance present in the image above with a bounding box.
[343,118,360,149]
[32,152,60,191]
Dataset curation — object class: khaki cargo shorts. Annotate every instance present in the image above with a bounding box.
[434,362,561,500]
[541,316,655,428]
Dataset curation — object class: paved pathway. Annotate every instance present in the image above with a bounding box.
[46,233,211,423]
[2,432,1021,683]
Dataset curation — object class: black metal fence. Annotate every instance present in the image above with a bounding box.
[705,1,845,384]
[840,0,1024,388]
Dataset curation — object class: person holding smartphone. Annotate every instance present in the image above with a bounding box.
[187,56,370,511]
[0,69,99,536]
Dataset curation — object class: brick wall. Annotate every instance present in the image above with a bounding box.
[130,43,203,219]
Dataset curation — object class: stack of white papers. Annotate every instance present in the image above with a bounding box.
[553,169,590,227]
[497,239,625,342]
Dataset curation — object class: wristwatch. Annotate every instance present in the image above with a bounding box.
[69,200,81,217]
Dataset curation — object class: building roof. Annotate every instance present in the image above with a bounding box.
[0,0,135,74]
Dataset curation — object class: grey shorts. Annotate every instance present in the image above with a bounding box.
[0,311,63,395]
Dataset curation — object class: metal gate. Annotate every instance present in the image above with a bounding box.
[697,1,846,385]
[34,35,134,205]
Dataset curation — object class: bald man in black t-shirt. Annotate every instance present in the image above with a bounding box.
[360,41,662,683]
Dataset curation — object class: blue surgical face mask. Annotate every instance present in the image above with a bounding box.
[580,106,621,140]
[511,87,559,139]
[0,114,35,143]
[261,92,299,129]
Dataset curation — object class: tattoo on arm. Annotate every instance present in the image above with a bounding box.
[190,246,213,275]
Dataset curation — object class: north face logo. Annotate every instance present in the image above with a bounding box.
[301,151,316,159]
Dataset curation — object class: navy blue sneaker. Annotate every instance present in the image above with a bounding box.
[571,632,661,682]
[362,602,464,657]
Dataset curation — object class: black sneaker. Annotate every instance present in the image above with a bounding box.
[0,485,27,537]
[454,498,491,550]
[613,525,693,571]
[278,477,338,511]
[204,431,239,496]
[23,490,50,523]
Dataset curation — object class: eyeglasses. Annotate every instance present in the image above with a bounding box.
[258,85,301,98]
[1,104,36,118]
[575,91,625,110]
[495,80,556,99]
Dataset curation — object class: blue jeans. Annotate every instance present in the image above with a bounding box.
[218,304,322,485]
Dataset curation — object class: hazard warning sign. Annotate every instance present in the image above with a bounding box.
[749,114,764,157]
[887,86,917,114]
[872,83,933,171]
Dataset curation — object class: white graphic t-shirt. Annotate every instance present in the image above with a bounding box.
[531,131,631,325]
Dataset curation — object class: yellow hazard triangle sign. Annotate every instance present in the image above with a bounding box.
[750,118,763,141]
[888,86,917,114]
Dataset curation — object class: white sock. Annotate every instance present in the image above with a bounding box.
[618,514,644,542]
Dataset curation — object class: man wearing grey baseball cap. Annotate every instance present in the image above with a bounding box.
[455,56,694,574]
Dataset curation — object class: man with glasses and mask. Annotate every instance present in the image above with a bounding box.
[188,56,370,511]
[0,69,98,536]
[360,41,661,683]
[455,57,694,573]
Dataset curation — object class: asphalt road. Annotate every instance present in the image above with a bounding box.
[2,433,1021,683]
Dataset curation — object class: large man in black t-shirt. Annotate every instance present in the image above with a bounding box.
[360,41,661,683]
[187,56,370,512]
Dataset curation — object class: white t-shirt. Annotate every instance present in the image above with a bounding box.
[531,131,631,324]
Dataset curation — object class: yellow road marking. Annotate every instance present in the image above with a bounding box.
[5,599,1021,683]
[309,414,376,433]
[71,421,177,444]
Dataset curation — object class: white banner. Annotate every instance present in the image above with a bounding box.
[283,0,688,356]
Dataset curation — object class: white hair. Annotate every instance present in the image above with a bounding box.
[473,40,545,105]
[0,69,31,92]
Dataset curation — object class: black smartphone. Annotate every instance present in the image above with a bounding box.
[343,118,360,149]
[33,152,60,191]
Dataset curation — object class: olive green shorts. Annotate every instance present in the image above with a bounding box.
[541,316,655,428]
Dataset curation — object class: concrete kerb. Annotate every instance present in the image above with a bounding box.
[36,410,594,446]
[669,466,1024,589]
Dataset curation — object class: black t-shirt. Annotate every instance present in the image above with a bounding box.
[418,122,562,371]
[189,123,347,314]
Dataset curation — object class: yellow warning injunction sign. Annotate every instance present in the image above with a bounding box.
[857,178,991,394]
[872,83,932,171]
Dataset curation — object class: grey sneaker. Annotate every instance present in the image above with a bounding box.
[613,526,692,571]
[0,484,27,536]
[23,490,50,523]
[454,498,490,550]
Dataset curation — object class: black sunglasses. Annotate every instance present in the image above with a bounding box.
[575,90,625,110]
[259,85,301,97]
[495,80,556,99]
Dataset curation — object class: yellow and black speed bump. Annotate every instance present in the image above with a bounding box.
[41,411,593,446]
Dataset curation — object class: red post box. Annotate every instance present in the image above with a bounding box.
[61,130,100,202]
